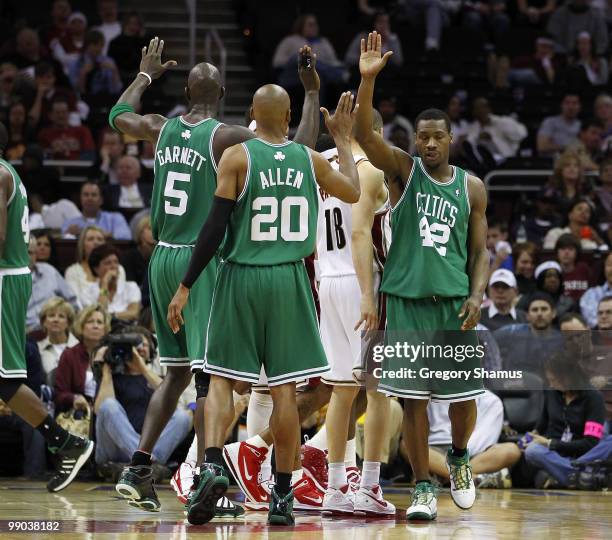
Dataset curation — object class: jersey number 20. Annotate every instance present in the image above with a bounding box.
[251,196,308,241]
[419,216,449,257]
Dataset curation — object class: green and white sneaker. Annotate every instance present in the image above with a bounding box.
[406,482,437,521]
[268,487,295,526]
[446,450,475,509]
[187,463,229,525]
[115,465,161,512]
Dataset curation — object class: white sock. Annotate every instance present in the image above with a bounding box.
[328,462,347,489]
[360,461,380,489]
[185,436,198,466]
[291,469,302,486]
[344,438,356,468]
[246,434,270,449]
[247,391,273,437]
[306,424,327,451]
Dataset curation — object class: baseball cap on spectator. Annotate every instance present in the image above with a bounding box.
[555,233,581,253]
[535,260,562,280]
[489,269,517,288]
[68,11,87,26]
[536,35,555,47]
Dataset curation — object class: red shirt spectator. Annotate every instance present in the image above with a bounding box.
[38,98,95,160]
[53,341,90,413]
[562,261,592,302]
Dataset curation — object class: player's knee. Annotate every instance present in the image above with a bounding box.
[0,378,25,402]
[195,370,210,400]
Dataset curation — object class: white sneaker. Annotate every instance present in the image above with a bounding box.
[446,450,476,509]
[354,485,396,516]
[322,484,354,515]
[406,483,437,521]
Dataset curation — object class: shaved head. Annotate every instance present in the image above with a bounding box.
[186,62,223,105]
[251,84,291,132]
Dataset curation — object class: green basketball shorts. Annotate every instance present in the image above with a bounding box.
[149,244,218,371]
[378,294,484,402]
[204,261,329,386]
[0,268,31,378]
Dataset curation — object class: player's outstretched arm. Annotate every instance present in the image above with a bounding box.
[312,92,360,203]
[109,37,177,143]
[459,175,489,331]
[293,45,320,148]
[354,32,411,183]
[166,144,246,333]
[352,161,384,332]
[0,167,11,260]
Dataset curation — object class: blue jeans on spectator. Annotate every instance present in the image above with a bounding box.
[94,397,192,465]
[524,436,612,486]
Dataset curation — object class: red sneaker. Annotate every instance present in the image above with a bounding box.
[347,466,361,493]
[223,440,269,503]
[301,444,328,491]
[243,480,271,511]
[170,462,195,504]
[293,473,324,511]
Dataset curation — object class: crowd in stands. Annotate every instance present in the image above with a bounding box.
[0,0,610,490]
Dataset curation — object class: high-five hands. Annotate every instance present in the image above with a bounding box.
[320,92,359,141]
[140,36,177,80]
[359,31,393,80]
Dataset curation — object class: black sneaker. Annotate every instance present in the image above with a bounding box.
[115,465,161,512]
[268,487,295,526]
[187,463,229,525]
[46,435,94,492]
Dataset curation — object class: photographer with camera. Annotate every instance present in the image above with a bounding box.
[93,327,192,472]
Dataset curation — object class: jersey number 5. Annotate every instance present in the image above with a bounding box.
[251,196,308,242]
[164,171,190,216]
[419,216,449,257]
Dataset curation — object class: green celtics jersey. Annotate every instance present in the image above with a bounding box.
[152,116,221,245]
[381,157,470,299]
[222,138,318,265]
[0,158,29,269]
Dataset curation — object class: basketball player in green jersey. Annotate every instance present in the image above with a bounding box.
[0,123,94,492]
[354,33,490,520]
[167,89,361,525]
[109,37,321,512]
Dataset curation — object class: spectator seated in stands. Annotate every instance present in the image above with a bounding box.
[37,97,95,160]
[32,229,58,268]
[522,351,607,488]
[593,157,612,242]
[93,327,192,468]
[462,0,511,51]
[105,155,152,210]
[0,62,18,109]
[16,144,61,206]
[345,11,403,71]
[595,295,612,331]
[108,12,149,85]
[272,14,346,104]
[54,304,111,415]
[64,225,127,306]
[62,181,132,240]
[543,200,606,251]
[4,101,34,161]
[69,30,122,104]
[594,93,612,150]
[536,93,581,158]
[26,237,79,332]
[554,232,595,302]
[515,0,558,28]
[425,390,505,484]
[544,149,591,218]
[559,312,612,425]
[120,216,155,288]
[37,297,78,386]
[50,11,88,75]
[517,188,561,246]
[494,291,564,378]
[40,0,71,49]
[0,341,47,479]
[481,269,528,331]
[81,244,141,322]
[518,260,577,320]
[402,0,452,52]
[4,27,64,78]
[28,61,82,130]
[547,0,609,57]
[463,96,527,172]
[506,35,565,88]
[580,251,612,327]
[94,0,121,56]
[513,241,538,298]
[566,31,610,89]
[447,94,469,160]
[487,218,513,272]
[567,118,605,172]
[378,96,415,154]
[97,128,124,185]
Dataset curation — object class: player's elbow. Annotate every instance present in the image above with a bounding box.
[347,186,361,204]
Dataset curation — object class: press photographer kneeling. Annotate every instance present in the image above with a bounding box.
[93,328,192,474]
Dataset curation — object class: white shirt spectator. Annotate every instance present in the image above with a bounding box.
[543,226,599,250]
[119,184,144,208]
[65,262,126,307]
[80,278,141,314]
[466,114,528,159]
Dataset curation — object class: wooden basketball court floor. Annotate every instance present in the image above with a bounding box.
[0,481,610,539]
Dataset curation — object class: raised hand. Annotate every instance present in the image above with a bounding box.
[140,36,177,80]
[320,91,359,142]
[298,45,320,92]
[359,31,393,80]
